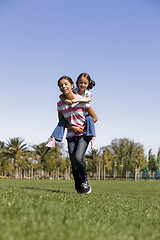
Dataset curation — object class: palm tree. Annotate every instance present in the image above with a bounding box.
[4,137,28,178]
[32,142,63,178]
[0,141,9,177]
[32,142,51,177]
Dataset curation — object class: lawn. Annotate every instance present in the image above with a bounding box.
[0,179,160,240]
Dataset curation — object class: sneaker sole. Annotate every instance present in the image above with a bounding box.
[46,144,55,148]
[85,186,92,194]
[77,186,92,194]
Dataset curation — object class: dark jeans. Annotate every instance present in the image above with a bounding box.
[51,115,95,142]
[67,135,92,191]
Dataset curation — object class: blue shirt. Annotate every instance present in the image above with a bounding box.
[74,87,91,98]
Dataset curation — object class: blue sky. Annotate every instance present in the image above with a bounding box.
[0,0,160,155]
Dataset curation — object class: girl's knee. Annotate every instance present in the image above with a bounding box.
[74,154,83,164]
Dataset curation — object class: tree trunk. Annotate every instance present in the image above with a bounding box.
[15,167,18,179]
[150,171,151,179]
[38,169,41,178]
[53,170,55,179]
[31,167,33,178]
[137,166,141,180]
[65,168,67,180]
[96,165,98,180]
[3,170,6,177]
[56,168,59,179]
[135,165,138,181]
[153,171,155,180]
[103,165,106,180]
[98,163,100,180]
[68,166,70,179]
[101,167,103,180]
[113,168,117,179]
[126,169,129,180]
[22,169,24,178]
[58,167,59,179]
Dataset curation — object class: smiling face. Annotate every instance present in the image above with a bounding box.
[58,78,74,96]
[77,76,89,93]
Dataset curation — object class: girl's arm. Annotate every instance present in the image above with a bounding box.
[72,94,92,104]
[86,106,98,123]
[58,111,63,121]
[59,94,72,105]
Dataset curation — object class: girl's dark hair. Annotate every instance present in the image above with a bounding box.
[58,76,74,86]
[76,73,95,90]
[58,76,76,93]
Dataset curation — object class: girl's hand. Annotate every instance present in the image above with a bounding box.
[71,99,79,104]
[72,99,78,103]
[71,125,85,134]
[65,99,72,105]
[72,95,83,103]
[72,95,91,103]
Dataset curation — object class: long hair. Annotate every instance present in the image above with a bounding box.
[57,76,76,93]
[76,73,95,90]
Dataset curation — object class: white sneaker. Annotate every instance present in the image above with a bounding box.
[91,137,98,150]
[80,180,92,194]
[46,137,55,147]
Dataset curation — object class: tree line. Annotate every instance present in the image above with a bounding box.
[0,137,160,180]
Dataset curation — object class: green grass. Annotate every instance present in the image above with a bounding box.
[0,179,160,240]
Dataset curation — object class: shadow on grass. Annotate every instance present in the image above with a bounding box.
[8,185,67,194]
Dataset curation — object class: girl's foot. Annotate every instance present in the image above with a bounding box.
[79,180,92,194]
[46,137,55,147]
[91,137,98,150]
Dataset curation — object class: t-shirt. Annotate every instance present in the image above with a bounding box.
[57,96,90,138]
[74,87,91,98]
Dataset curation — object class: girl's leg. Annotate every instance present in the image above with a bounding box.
[51,117,68,141]
[46,117,68,147]
[67,135,92,193]
[85,115,96,137]
[67,138,80,192]
[85,115,97,149]
[74,136,91,182]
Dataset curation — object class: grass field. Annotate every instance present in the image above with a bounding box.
[0,179,160,240]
